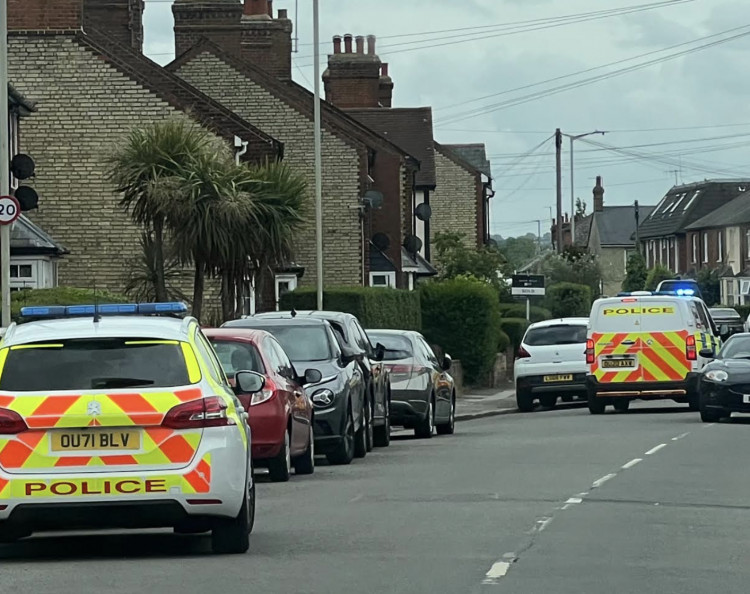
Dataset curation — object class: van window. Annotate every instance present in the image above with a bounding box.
[593,300,685,332]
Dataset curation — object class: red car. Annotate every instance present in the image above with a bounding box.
[204,328,320,482]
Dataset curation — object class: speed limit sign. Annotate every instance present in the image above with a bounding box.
[0,196,20,226]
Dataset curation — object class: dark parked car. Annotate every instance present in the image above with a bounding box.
[367,329,455,438]
[222,317,368,465]
[709,307,744,340]
[255,311,392,450]
[698,333,750,422]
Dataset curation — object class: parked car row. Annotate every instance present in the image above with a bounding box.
[209,310,456,481]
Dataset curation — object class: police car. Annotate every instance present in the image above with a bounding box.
[0,302,260,554]
[587,291,720,414]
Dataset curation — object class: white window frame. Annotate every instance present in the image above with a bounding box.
[717,231,723,262]
[691,234,697,263]
[274,274,298,310]
[746,229,750,259]
[9,259,38,291]
[369,272,396,288]
[702,232,709,263]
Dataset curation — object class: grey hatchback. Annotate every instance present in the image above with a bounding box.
[367,329,455,438]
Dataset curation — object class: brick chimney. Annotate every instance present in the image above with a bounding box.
[9,0,83,31]
[173,0,244,58]
[83,0,144,52]
[240,0,293,80]
[593,176,605,212]
[323,33,383,109]
[379,63,394,108]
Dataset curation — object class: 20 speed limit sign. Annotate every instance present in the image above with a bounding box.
[0,196,20,225]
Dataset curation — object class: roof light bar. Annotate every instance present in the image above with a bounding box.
[19,302,189,318]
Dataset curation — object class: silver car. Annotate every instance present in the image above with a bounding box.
[366,330,455,439]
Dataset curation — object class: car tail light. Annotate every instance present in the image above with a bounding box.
[251,376,276,406]
[0,408,27,435]
[516,346,531,360]
[162,397,231,429]
[586,339,595,365]
[686,335,697,361]
[387,364,420,381]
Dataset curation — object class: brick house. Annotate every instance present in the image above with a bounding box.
[168,1,423,299]
[8,0,281,303]
[444,144,494,245]
[638,180,750,277]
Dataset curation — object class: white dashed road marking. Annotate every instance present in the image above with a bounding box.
[672,432,690,441]
[622,458,642,469]
[645,443,667,455]
[592,473,617,489]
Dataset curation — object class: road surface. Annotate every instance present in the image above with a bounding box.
[2,402,748,593]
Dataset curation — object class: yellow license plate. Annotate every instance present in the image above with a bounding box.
[50,429,141,452]
[544,374,573,383]
[602,359,635,369]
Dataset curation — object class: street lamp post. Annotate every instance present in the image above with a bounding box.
[0,0,10,328]
[312,0,323,310]
[565,130,606,242]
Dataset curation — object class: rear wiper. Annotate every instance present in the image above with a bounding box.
[91,377,155,389]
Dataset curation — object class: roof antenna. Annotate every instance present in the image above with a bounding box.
[93,279,100,323]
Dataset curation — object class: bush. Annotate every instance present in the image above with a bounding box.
[8,287,130,322]
[500,318,529,351]
[545,283,592,318]
[645,265,675,292]
[419,277,501,386]
[497,330,511,353]
[500,304,552,322]
[278,286,421,330]
[735,305,750,321]
[622,252,647,292]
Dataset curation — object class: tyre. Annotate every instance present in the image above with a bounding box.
[354,403,368,459]
[688,390,700,412]
[373,395,391,447]
[293,425,315,475]
[211,481,253,555]
[267,430,292,482]
[436,393,456,435]
[365,397,374,453]
[327,405,355,465]
[539,395,557,409]
[516,387,534,412]
[415,398,435,439]
[613,399,630,412]
[588,392,607,415]
[700,407,725,423]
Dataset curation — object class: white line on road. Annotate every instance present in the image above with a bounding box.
[535,517,553,532]
[704,423,716,428]
[622,458,642,469]
[645,443,667,455]
[485,561,511,579]
[592,473,616,488]
[348,494,364,503]
[566,497,583,504]
[671,432,690,441]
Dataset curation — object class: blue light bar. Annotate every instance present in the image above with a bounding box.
[19,302,189,319]
[137,302,188,314]
[20,306,67,317]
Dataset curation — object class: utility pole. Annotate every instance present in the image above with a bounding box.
[564,130,606,242]
[634,200,641,254]
[313,0,323,311]
[0,0,10,328]
[555,128,563,253]
[536,219,542,254]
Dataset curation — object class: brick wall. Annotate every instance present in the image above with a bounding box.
[175,51,365,288]
[10,0,83,30]
[173,1,244,57]
[430,149,479,249]
[7,35,225,296]
[83,0,144,52]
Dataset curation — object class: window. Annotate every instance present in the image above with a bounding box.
[257,324,333,363]
[10,264,32,279]
[692,234,698,263]
[0,338,192,391]
[746,229,750,259]
[266,338,295,378]
[718,231,724,262]
[274,274,297,310]
[210,340,265,378]
[366,333,413,361]
[193,329,223,385]
[703,232,709,263]
[369,272,396,288]
[524,324,588,346]
[349,319,372,356]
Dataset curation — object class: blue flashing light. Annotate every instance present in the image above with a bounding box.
[676,288,695,296]
[138,302,188,314]
[20,306,67,317]
[19,302,188,319]
[99,304,138,314]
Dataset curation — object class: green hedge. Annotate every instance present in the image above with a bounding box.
[500,304,551,322]
[500,318,529,352]
[545,283,592,318]
[419,277,501,386]
[497,330,511,353]
[278,286,421,330]
[7,287,130,322]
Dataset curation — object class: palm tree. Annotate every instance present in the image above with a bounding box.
[123,231,191,303]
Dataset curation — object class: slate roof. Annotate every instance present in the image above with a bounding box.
[12,215,68,256]
[638,180,750,239]
[686,191,750,230]
[369,242,397,273]
[346,108,437,189]
[444,144,492,178]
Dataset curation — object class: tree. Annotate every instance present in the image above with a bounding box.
[498,235,538,271]
[541,247,603,297]
[432,231,507,291]
[622,252,648,292]
[645,265,675,291]
[697,267,723,306]
[124,231,190,303]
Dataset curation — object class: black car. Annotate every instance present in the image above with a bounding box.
[709,307,744,340]
[222,317,369,465]
[256,311,391,450]
[698,333,750,422]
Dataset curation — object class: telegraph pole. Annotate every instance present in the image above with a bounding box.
[555,128,563,253]
[0,0,10,328]
[313,0,323,310]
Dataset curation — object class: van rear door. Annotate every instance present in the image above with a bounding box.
[591,298,643,384]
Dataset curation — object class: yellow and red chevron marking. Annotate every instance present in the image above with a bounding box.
[0,476,8,498]
[592,331,690,383]
[182,454,212,494]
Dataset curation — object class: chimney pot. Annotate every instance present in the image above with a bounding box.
[333,35,342,54]
[355,35,365,54]
[381,63,389,77]
[344,34,353,53]
[367,35,376,55]
[278,8,287,19]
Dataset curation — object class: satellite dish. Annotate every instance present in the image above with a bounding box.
[14,186,38,212]
[372,232,390,251]
[414,203,432,221]
[363,190,384,209]
[11,154,35,180]
[403,234,423,254]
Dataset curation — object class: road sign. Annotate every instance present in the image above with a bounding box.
[0,195,20,226]
[512,274,545,296]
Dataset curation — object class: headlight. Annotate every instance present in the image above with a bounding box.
[311,389,335,407]
[705,369,729,382]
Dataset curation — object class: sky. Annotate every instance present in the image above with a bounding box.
[142,0,750,239]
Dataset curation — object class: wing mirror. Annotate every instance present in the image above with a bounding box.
[441,354,453,371]
[235,370,266,395]
[719,324,729,337]
[300,368,322,386]
[699,348,715,359]
[374,343,386,362]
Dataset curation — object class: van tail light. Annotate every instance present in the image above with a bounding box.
[686,335,697,361]
[162,397,231,429]
[586,339,595,365]
[516,346,531,360]
[251,376,276,406]
[0,408,27,434]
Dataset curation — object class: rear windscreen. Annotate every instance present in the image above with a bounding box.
[0,338,191,392]
[594,301,685,332]
[210,340,265,377]
[368,334,413,360]
[253,325,332,362]
[525,325,587,346]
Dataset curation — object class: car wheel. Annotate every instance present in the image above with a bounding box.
[613,399,630,412]
[516,387,534,412]
[293,425,315,475]
[327,405,356,465]
[211,480,253,555]
[415,398,435,439]
[374,395,391,447]
[700,407,725,423]
[354,401,369,458]
[365,397,374,453]
[267,430,292,482]
[436,393,456,435]
[688,390,700,412]
[588,391,607,415]
[539,395,557,409]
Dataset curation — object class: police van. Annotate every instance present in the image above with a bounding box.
[586,291,720,414]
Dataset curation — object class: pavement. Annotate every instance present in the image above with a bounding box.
[456,385,517,421]
[2,400,749,593]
